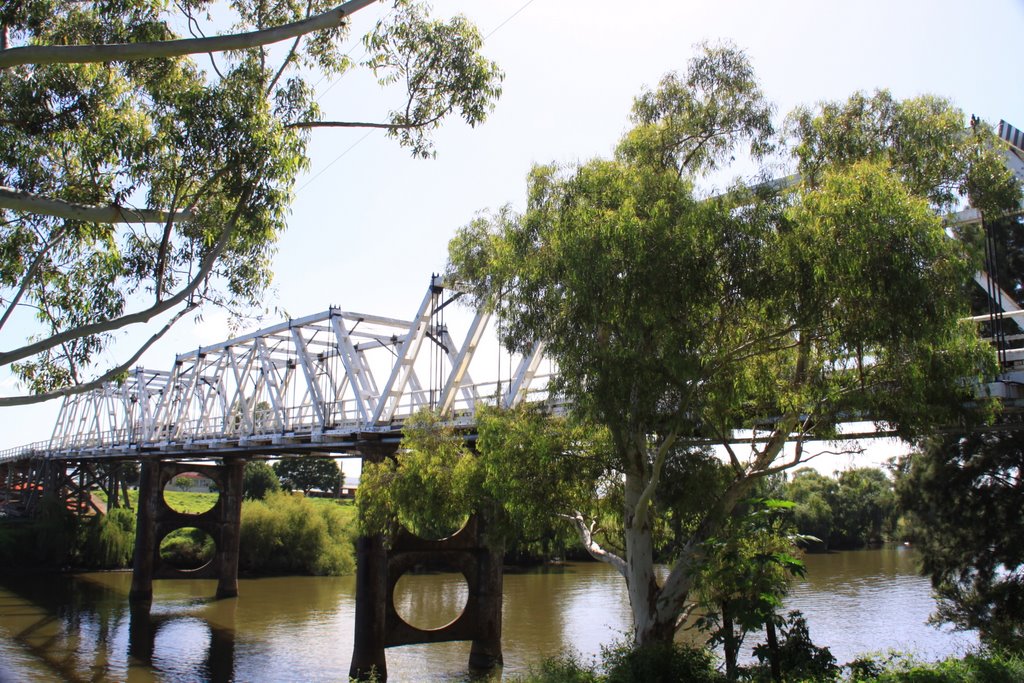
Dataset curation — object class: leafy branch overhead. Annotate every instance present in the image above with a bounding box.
[0,0,503,405]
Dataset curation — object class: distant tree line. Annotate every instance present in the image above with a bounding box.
[783,467,897,551]
[242,456,344,500]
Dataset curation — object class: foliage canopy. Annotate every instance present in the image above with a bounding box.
[445,43,1017,645]
[897,431,1024,650]
[0,0,502,405]
[274,455,343,495]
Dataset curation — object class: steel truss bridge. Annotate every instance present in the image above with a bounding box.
[5,264,1024,470]
[1,276,553,466]
[3,118,1024,468]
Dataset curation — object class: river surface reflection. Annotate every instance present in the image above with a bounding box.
[0,546,977,682]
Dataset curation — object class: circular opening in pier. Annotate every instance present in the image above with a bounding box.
[393,570,469,631]
[162,471,219,515]
[159,527,216,571]
[398,514,470,542]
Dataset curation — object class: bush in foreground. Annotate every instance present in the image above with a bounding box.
[239,492,355,575]
[847,650,1024,682]
[516,642,723,683]
[518,645,1024,683]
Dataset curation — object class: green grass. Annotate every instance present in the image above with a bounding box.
[96,489,215,514]
[847,651,1024,682]
[306,496,357,522]
[96,489,356,517]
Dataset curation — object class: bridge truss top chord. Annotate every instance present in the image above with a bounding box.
[5,276,552,463]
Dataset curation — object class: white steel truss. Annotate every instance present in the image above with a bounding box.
[39,276,556,458]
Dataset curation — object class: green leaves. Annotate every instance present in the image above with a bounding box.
[357,405,611,551]
[358,410,480,538]
[476,404,610,542]
[273,456,342,495]
[788,90,1020,214]
[897,432,1024,649]
[617,41,775,178]
[443,42,1014,647]
[788,159,967,345]
[364,0,503,158]
[2,1,503,401]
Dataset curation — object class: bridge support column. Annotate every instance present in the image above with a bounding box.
[130,460,159,604]
[349,533,389,681]
[215,457,245,599]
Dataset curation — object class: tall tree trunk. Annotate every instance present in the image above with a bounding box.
[765,617,781,682]
[722,600,739,680]
[623,458,679,645]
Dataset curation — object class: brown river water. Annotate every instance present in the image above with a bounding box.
[0,547,977,682]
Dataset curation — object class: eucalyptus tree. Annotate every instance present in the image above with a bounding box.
[445,44,1016,645]
[0,0,502,405]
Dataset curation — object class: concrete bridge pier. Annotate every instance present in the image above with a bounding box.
[349,533,389,680]
[349,514,505,682]
[467,514,504,670]
[129,458,245,605]
[129,460,159,604]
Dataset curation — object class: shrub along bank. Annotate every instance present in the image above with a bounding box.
[516,645,1024,683]
[0,493,356,575]
[0,496,136,570]
[239,492,355,575]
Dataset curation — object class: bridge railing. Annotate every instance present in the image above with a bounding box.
[0,375,565,461]
[0,441,50,463]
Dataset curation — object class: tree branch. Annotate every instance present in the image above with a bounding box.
[751,443,861,479]
[633,429,678,526]
[266,34,302,96]
[0,185,252,367]
[561,511,627,577]
[0,303,194,406]
[266,0,312,96]
[0,185,193,224]
[154,180,185,302]
[716,423,745,475]
[285,114,445,131]
[0,0,379,68]
[0,225,68,331]
[659,475,753,613]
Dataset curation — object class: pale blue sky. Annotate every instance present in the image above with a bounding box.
[3,0,1023,463]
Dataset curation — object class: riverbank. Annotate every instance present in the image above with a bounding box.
[0,548,982,682]
[517,646,1024,683]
